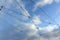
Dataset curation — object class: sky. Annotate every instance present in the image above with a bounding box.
[0,0,60,40]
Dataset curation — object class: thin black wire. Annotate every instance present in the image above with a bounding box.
[1,2,32,26]
[15,0,34,22]
[14,0,41,31]
[4,7,32,24]
[31,0,60,26]
[2,0,60,28]
[0,12,22,32]
[15,0,31,17]
[40,8,60,26]
[4,7,27,17]
[15,0,52,25]
[2,9,24,32]
[13,0,58,31]
[3,0,30,18]
[12,0,33,22]
[4,8,22,20]
[0,0,32,24]
[4,0,60,27]
[0,4,24,32]
[31,1,60,40]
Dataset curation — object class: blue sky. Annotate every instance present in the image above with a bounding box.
[0,0,60,40]
[21,0,60,25]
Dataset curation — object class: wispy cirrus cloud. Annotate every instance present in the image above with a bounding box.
[16,0,30,17]
[1,0,60,40]
[33,0,53,11]
[33,0,60,11]
[11,0,60,40]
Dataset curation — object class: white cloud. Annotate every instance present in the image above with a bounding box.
[1,18,60,40]
[11,14,60,40]
[38,24,60,40]
[14,23,39,40]
[32,16,42,24]
[33,0,60,11]
[12,0,60,40]
[13,18,60,40]
[39,25,58,32]
[16,0,30,17]
[1,0,60,40]
[33,0,53,11]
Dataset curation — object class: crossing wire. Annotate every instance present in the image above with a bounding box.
[31,0,60,26]
[15,0,52,24]
[2,0,60,26]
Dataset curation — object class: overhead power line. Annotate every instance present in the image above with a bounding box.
[31,0,60,26]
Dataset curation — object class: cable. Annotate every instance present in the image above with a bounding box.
[1,6,25,26]
[2,9,24,32]
[15,0,31,17]
[15,0,34,22]
[31,0,60,26]
[4,7,26,17]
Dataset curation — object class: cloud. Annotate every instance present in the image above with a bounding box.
[33,0,60,11]
[1,0,60,40]
[4,12,59,40]
[39,25,59,32]
[13,18,60,40]
[11,0,60,40]
[38,24,60,40]
[1,16,60,40]
[16,0,30,17]
[33,0,53,11]
[32,15,42,24]
[12,23,38,40]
